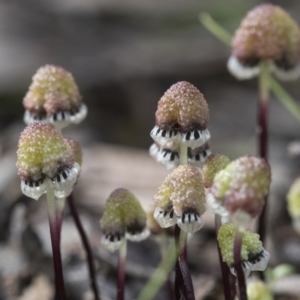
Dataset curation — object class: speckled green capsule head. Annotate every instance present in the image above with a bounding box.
[16,122,80,200]
[150,82,210,149]
[23,65,87,128]
[212,156,271,220]
[217,223,269,277]
[247,279,273,300]
[100,188,149,252]
[202,153,230,188]
[154,165,206,233]
[229,4,300,80]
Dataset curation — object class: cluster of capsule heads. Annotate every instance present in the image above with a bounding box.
[228,3,300,81]
[149,81,211,170]
[17,65,86,200]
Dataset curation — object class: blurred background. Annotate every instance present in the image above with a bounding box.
[1,0,300,299]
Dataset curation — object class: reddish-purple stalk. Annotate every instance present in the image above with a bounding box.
[257,98,268,247]
[67,194,100,300]
[215,215,232,300]
[174,225,195,300]
[233,231,247,300]
[47,193,67,300]
[257,61,270,282]
[117,242,127,300]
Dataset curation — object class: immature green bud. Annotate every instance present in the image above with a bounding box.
[229,4,300,81]
[154,165,206,233]
[211,156,271,226]
[149,142,211,170]
[100,188,149,252]
[16,123,80,200]
[217,223,269,277]
[202,153,230,188]
[247,279,273,300]
[287,178,300,233]
[23,65,87,128]
[150,82,210,149]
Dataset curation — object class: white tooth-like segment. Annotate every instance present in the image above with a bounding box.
[154,207,177,228]
[177,212,204,233]
[180,129,211,149]
[227,55,260,80]
[70,103,88,124]
[21,178,48,200]
[101,234,125,252]
[188,148,212,166]
[249,248,270,272]
[50,162,81,198]
[126,228,150,242]
[149,143,179,170]
[150,125,179,147]
[230,260,252,278]
[272,63,300,81]
[24,111,48,125]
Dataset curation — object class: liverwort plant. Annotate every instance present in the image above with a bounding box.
[211,156,271,300]
[16,122,81,300]
[100,188,149,300]
[21,65,100,299]
[150,81,210,300]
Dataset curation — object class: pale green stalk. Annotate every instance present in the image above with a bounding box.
[180,144,188,165]
[137,243,176,300]
[270,77,300,123]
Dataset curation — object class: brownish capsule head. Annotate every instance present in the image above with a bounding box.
[155,81,209,132]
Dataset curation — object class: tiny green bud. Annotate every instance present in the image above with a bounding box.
[16,123,80,200]
[23,65,87,128]
[100,188,149,252]
[150,81,210,149]
[154,165,206,233]
[217,223,269,277]
[229,4,300,81]
[202,153,230,188]
[247,279,273,300]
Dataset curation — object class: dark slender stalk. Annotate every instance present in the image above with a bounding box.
[46,188,67,300]
[117,241,127,300]
[176,227,195,300]
[67,194,100,300]
[234,231,247,300]
[257,61,270,281]
[174,225,186,299]
[215,215,232,300]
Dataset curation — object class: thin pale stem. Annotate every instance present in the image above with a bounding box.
[257,60,270,260]
[199,13,231,46]
[67,194,100,300]
[46,187,67,300]
[136,241,176,300]
[234,230,247,300]
[180,144,188,165]
[270,77,300,123]
[56,197,66,242]
[117,240,127,300]
[215,215,232,300]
